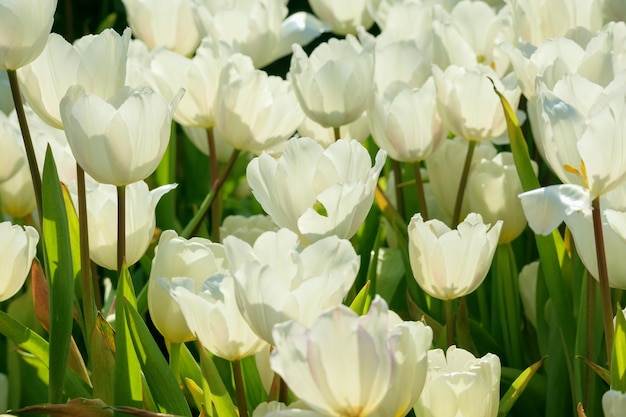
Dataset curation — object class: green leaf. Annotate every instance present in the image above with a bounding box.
[349,281,371,315]
[199,344,238,417]
[123,299,192,417]
[91,313,116,405]
[241,354,268,412]
[0,310,90,399]
[114,264,143,411]
[498,357,546,416]
[96,12,117,32]
[612,303,626,392]
[41,146,75,403]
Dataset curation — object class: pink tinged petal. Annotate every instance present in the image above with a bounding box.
[519,184,592,235]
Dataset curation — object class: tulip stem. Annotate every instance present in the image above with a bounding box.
[333,126,341,142]
[392,160,405,220]
[584,272,595,406]
[413,161,428,220]
[77,165,95,346]
[591,197,614,365]
[117,185,126,279]
[169,341,181,383]
[207,128,221,242]
[232,360,249,417]
[445,299,454,347]
[7,69,43,226]
[279,376,289,404]
[452,140,476,227]
[182,149,241,239]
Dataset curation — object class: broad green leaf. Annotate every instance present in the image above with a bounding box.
[376,247,404,303]
[123,299,192,417]
[498,357,546,416]
[493,83,576,378]
[91,313,116,405]
[241,354,268,412]
[199,344,238,417]
[114,264,143,411]
[612,304,626,392]
[349,281,372,315]
[0,310,90,399]
[42,146,75,403]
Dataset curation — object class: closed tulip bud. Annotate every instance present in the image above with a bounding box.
[308,0,374,35]
[271,296,432,417]
[0,111,24,183]
[0,221,39,302]
[290,36,374,128]
[148,229,228,343]
[467,152,537,244]
[122,0,201,56]
[165,274,267,360]
[60,84,182,186]
[224,228,359,344]
[0,0,57,70]
[413,346,501,417]
[602,390,626,417]
[18,29,131,129]
[214,54,303,154]
[432,64,520,141]
[247,137,386,242]
[0,155,36,218]
[297,112,370,148]
[368,78,445,163]
[70,180,176,271]
[408,213,502,300]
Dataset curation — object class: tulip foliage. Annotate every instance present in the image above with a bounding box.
[2,1,626,417]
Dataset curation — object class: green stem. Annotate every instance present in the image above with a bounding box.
[182,149,241,239]
[392,160,405,220]
[445,299,454,347]
[207,128,221,242]
[413,161,428,220]
[117,185,126,280]
[452,140,476,226]
[333,126,341,142]
[7,70,43,226]
[169,341,181,383]
[591,197,614,365]
[77,165,95,347]
[232,360,249,417]
[584,272,595,407]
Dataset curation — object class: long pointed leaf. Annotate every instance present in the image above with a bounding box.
[498,357,546,416]
[42,146,75,403]
[123,298,192,417]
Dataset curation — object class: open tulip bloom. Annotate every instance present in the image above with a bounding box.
[247,137,386,243]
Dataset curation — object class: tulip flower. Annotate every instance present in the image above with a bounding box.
[467,152,536,244]
[148,229,228,343]
[224,228,359,344]
[289,36,374,128]
[0,0,57,70]
[413,346,501,417]
[192,0,329,69]
[220,214,278,245]
[0,159,35,218]
[18,28,131,129]
[508,0,603,46]
[0,221,39,302]
[122,0,201,56]
[148,36,233,128]
[182,125,234,162]
[68,179,176,272]
[368,78,444,163]
[214,54,304,154]
[432,64,520,141]
[247,137,386,242]
[165,274,267,360]
[426,137,498,225]
[308,0,374,35]
[602,390,626,417]
[407,213,502,300]
[271,296,432,417]
[60,84,182,186]
[0,111,24,182]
